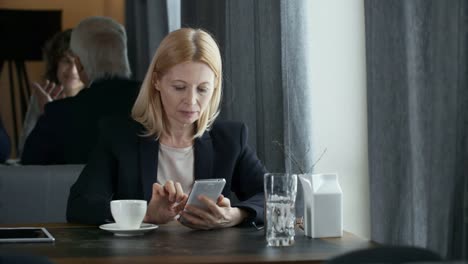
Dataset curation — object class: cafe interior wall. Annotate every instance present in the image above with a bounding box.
[0,0,124,158]
[308,0,370,239]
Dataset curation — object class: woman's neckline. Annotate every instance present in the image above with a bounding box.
[159,142,193,151]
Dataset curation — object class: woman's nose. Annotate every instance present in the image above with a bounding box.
[70,64,79,74]
[185,88,197,105]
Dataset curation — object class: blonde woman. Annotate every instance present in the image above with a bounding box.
[67,28,266,230]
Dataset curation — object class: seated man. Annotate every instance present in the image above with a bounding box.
[22,17,140,165]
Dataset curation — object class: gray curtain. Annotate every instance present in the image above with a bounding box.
[181,0,314,215]
[365,0,468,259]
[125,0,170,81]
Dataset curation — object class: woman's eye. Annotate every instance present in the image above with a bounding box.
[198,87,208,93]
[173,86,185,90]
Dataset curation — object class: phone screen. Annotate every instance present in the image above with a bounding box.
[186,179,226,209]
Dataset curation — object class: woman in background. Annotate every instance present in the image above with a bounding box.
[19,29,84,154]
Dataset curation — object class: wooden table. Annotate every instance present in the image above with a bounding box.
[0,222,375,264]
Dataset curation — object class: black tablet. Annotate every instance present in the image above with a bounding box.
[0,227,55,243]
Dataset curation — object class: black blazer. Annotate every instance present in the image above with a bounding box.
[21,78,140,164]
[66,117,267,225]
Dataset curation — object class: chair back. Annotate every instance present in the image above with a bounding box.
[326,245,443,264]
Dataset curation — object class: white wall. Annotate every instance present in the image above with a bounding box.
[308,0,370,238]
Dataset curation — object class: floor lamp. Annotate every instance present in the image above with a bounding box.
[0,9,61,156]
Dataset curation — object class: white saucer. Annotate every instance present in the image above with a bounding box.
[99,223,158,236]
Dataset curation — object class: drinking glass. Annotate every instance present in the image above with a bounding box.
[264,173,297,246]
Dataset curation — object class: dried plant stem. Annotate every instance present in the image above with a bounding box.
[310,148,327,172]
[273,140,327,174]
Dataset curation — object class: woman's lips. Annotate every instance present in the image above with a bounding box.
[63,77,81,83]
[180,110,198,118]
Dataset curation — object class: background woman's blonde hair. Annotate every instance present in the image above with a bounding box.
[131,28,222,139]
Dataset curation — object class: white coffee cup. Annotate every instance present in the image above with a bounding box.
[110,200,147,229]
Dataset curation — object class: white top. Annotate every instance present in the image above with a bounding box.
[157,143,195,194]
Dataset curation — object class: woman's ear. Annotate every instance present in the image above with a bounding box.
[151,72,160,91]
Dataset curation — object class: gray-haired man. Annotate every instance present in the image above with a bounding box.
[22,17,140,164]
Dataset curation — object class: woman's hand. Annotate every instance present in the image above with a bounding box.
[179,195,248,230]
[32,80,64,113]
[144,181,188,225]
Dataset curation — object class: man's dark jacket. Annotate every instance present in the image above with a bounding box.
[21,78,140,165]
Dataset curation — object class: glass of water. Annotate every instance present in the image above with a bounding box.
[264,173,297,246]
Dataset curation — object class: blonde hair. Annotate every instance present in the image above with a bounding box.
[131,28,222,139]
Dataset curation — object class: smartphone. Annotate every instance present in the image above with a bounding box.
[0,227,55,243]
[186,179,226,210]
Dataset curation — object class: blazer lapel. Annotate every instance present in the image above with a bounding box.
[139,135,159,202]
[194,131,213,180]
